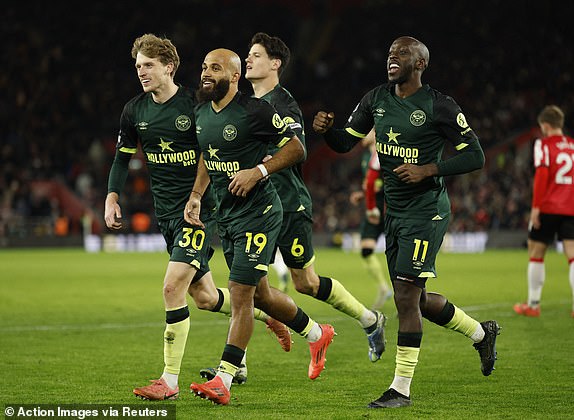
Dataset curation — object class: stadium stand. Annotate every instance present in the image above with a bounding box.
[2,1,572,245]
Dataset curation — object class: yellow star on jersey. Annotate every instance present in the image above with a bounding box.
[158,138,174,152]
[207,144,220,160]
[386,127,401,144]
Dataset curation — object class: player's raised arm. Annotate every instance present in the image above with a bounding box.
[313,111,363,153]
[312,111,335,133]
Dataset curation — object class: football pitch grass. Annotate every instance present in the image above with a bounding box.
[1,247,573,419]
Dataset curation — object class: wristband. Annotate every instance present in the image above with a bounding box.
[257,164,269,178]
[191,190,203,197]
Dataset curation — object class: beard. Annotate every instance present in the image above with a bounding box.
[196,78,230,103]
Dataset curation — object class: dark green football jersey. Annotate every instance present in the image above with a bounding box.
[194,91,295,225]
[345,84,481,220]
[115,87,214,219]
[261,85,313,213]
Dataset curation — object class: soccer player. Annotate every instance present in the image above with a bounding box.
[349,129,393,310]
[313,36,500,408]
[245,32,387,359]
[199,32,388,385]
[104,34,290,401]
[185,48,335,406]
[514,105,574,318]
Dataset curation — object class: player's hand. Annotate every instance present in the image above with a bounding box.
[349,191,364,205]
[529,207,541,230]
[229,168,261,197]
[313,111,335,133]
[184,194,204,228]
[104,195,123,230]
[366,207,381,224]
[393,163,437,183]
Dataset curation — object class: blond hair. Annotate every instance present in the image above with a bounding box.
[537,105,564,129]
[131,33,180,78]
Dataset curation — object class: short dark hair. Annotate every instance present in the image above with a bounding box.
[249,32,290,76]
[537,105,564,129]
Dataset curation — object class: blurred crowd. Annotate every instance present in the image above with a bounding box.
[2,0,573,239]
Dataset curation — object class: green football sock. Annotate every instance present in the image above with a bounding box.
[444,305,481,339]
[391,344,420,396]
[163,306,190,375]
[323,278,373,326]
[217,287,231,316]
[395,345,420,378]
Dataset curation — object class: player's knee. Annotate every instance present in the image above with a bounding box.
[163,273,190,299]
[393,282,419,313]
[163,282,178,298]
[423,300,454,326]
[361,248,374,258]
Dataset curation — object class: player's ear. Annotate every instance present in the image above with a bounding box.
[416,58,426,71]
[166,62,175,77]
[272,58,281,71]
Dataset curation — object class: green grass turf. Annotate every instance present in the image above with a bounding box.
[1,247,573,419]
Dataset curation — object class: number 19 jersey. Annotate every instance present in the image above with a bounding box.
[194,91,294,225]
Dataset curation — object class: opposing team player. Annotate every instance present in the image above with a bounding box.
[514,105,574,318]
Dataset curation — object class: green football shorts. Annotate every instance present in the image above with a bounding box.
[219,203,283,286]
[276,209,315,269]
[360,214,385,241]
[158,215,216,281]
[384,214,449,288]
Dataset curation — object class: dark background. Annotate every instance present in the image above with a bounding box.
[2,0,573,239]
